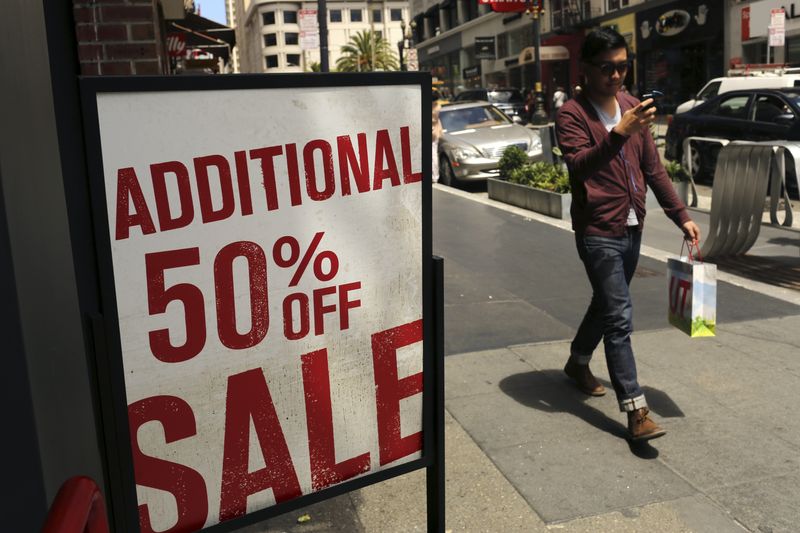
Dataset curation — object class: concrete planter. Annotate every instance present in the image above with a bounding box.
[646,180,690,208]
[487,178,571,220]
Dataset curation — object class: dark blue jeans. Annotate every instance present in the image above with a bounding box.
[570,230,647,412]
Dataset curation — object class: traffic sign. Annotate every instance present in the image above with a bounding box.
[299,9,319,31]
[769,25,785,47]
[770,7,785,28]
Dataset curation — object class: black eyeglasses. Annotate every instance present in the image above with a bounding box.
[590,60,631,77]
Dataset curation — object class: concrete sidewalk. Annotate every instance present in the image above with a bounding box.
[249,317,800,533]
[243,186,800,533]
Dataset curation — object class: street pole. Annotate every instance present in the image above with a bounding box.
[318,0,330,72]
[399,21,406,70]
[530,2,548,124]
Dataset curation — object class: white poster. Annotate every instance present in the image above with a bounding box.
[300,30,320,51]
[94,84,424,532]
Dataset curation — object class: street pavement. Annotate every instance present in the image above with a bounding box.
[245,185,800,533]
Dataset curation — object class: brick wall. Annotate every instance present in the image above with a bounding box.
[73,0,168,75]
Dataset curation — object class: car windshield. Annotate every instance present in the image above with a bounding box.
[487,90,523,103]
[440,106,511,132]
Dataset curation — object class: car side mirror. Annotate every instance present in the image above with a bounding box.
[774,113,795,125]
[512,115,523,124]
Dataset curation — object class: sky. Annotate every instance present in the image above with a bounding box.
[195,0,228,25]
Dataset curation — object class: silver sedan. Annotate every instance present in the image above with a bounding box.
[438,102,543,185]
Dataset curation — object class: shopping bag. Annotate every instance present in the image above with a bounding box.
[667,242,717,337]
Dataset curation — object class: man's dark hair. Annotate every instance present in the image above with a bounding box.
[580,27,629,62]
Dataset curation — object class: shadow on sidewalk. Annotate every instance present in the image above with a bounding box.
[498,370,675,459]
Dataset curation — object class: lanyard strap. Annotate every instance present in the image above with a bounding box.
[618,148,639,193]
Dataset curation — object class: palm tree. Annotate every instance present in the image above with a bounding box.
[336,30,399,72]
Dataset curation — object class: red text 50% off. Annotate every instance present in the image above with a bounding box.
[145,231,359,363]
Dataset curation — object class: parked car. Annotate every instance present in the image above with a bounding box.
[437,102,542,185]
[453,88,526,119]
[675,73,800,114]
[665,88,800,197]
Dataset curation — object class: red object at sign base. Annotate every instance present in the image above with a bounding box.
[41,476,109,533]
[479,0,539,13]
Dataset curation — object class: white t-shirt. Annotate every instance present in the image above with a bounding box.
[589,100,638,227]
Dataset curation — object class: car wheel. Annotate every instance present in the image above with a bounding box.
[439,155,456,187]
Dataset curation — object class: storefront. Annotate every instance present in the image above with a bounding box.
[540,32,584,104]
[418,32,464,98]
[635,0,724,113]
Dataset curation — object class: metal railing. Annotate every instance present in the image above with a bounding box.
[41,476,109,533]
[685,140,798,259]
[682,136,797,227]
[681,136,730,208]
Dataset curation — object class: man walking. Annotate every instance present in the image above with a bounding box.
[555,28,700,442]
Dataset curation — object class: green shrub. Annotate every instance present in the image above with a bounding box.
[498,145,528,179]
[508,161,570,193]
[664,160,689,182]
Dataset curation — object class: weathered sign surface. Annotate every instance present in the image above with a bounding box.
[88,80,426,532]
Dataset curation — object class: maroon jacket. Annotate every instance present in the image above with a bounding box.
[555,91,690,236]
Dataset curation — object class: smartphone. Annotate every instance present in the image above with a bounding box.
[641,90,664,111]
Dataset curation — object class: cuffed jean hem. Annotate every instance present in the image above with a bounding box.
[568,351,592,365]
[619,394,648,412]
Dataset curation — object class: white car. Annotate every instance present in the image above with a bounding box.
[437,102,542,185]
[676,74,800,114]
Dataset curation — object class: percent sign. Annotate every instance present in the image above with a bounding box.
[273,232,340,287]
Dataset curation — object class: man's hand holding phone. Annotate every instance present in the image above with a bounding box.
[613,90,662,137]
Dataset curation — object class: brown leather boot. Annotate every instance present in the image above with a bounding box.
[564,360,606,396]
[628,408,666,441]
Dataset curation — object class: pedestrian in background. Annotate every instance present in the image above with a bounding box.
[553,86,566,111]
[432,90,443,183]
[555,28,701,442]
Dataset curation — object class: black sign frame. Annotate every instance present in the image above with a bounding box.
[77,72,444,533]
[475,36,497,60]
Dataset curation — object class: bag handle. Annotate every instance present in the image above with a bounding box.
[680,239,703,263]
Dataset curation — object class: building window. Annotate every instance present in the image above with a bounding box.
[465,0,478,21]
[583,0,592,19]
[497,31,508,58]
[285,32,299,45]
[284,10,298,24]
[351,9,363,22]
[390,8,403,22]
[262,11,275,25]
[372,9,382,22]
[287,54,301,66]
[266,55,278,68]
[606,0,628,11]
[264,33,277,47]
[330,9,342,22]
[551,0,563,29]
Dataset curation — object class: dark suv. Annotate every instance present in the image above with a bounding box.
[453,88,526,120]
[665,88,800,197]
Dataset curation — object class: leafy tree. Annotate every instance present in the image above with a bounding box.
[336,30,399,72]
[306,61,322,72]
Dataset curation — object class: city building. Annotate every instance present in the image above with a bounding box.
[729,0,800,66]
[226,0,242,71]
[237,0,412,72]
[411,0,727,114]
